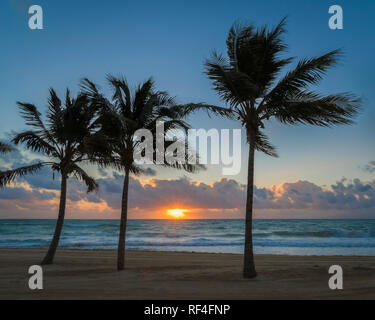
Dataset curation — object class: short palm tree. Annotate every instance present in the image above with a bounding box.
[204,18,361,278]
[82,75,224,270]
[0,89,100,264]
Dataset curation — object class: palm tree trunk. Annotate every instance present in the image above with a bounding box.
[243,141,257,278]
[117,168,130,271]
[41,173,67,265]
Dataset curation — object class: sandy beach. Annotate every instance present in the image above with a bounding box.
[0,249,374,300]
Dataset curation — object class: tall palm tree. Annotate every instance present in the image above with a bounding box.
[0,89,101,264]
[204,18,361,278]
[82,75,226,270]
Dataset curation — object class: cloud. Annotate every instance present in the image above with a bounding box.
[1,141,375,218]
[2,171,375,219]
[0,186,55,201]
[142,167,157,177]
[363,161,375,173]
[264,179,375,211]
[24,166,61,190]
[65,175,375,218]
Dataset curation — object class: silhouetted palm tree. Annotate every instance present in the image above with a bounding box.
[204,18,361,278]
[0,89,101,264]
[82,76,226,270]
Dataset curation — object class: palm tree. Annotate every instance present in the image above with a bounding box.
[204,18,361,278]
[0,89,101,264]
[81,75,225,270]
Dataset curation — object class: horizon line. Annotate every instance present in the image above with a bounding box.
[1,218,374,221]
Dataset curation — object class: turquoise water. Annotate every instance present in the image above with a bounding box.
[0,219,374,256]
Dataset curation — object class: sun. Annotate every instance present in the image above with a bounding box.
[167,208,188,219]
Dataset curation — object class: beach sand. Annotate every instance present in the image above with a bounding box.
[0,249,374,300]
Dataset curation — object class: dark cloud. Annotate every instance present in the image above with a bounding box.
[0,186,55,201]
[142,167,157,177]
[24,166,61,190]
[364,161,375,173]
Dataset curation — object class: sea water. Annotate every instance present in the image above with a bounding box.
[0,219,374,256]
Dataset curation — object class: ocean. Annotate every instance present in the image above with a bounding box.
[0,219,374,256]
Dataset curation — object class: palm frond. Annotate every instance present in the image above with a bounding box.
[82,133,125,171]
[138,91,177,126]
[205,52,259,106]
[45,88,65,144]
[152,91,176,108]
[70,164,98,193]
[106,75,132,116]
[94,156,125,172]
[264,49,342,107]
[80,78,100,97]
[265,91,361,127]
[162,138,206,173]
[0,163,43,188]
[225,17,291,95]
[226,23,254,72]
[0,142,15,154]
[252,130,278,157]
[133,78,154,117]
[12,131,58,156]
[171,102,235,119]
[17,102,45,129]
[17,101,56,144]
[161,161,206,173]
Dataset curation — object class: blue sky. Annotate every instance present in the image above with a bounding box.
[0,0,374,218]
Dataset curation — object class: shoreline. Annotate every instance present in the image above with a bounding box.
[0,249,374,300]
[2,247,375,257]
